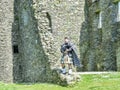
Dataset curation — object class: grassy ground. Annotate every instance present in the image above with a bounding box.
[0,72,120,90]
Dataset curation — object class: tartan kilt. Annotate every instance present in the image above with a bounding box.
[61,54,73,64]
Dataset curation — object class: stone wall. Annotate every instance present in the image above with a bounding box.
[12,0,58,83]
[11,0,86,83]
[1,0,120,84]
[80,0,120,71]
[36,0,85,61]
[116,22,120,71]
[0,0,14,82]
[12,0,85,83]
[12,0,22,82]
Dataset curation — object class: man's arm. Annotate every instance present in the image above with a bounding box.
[60,45,65,53]
[66,48,72,52]
[66,43,74,52]
[61,44,69,55]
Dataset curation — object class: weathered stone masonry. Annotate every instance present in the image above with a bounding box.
[80,0,120,71]
[0,0,14,83]
[0,0,85,83]
[1,0,120,84]
[12,0,57,83]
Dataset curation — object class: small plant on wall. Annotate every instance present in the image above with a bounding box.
[113,0,120,4]
[95,9,101,14]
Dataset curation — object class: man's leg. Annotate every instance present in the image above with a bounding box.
[68,63,72,74]
[61,64,66,74]
[61,63,65,68]
[61,56,66,74]
[67,57,73,75]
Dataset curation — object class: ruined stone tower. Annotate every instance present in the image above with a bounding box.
[0,0,85,83]
[1,0,120,84]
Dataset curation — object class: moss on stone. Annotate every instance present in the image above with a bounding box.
[94,9,101,14]
[113,0,120,4]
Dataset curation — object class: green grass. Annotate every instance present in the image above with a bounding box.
[0,72,120,90]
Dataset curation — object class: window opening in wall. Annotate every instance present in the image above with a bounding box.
[92,0,99,3]
[117,2,120,22]
[98,11,102,29]
[46,12,53,33]
[13,45,19,54]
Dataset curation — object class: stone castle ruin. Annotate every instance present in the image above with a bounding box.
[0,0,120,84]
[0,0,85,83]
[80,0,120,71]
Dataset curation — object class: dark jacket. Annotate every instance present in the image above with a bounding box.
[60,42,80,67]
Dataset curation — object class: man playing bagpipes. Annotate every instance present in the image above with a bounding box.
[60,37,82,75]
